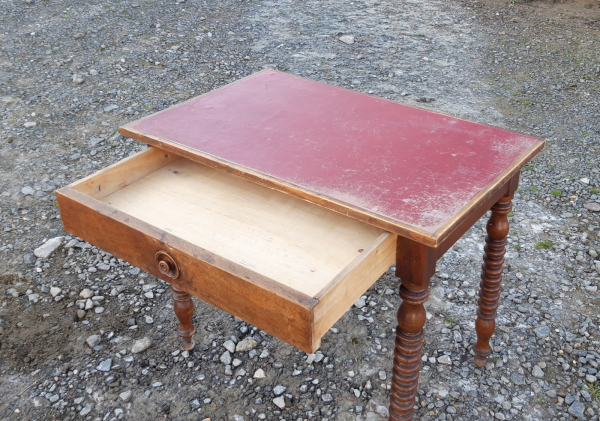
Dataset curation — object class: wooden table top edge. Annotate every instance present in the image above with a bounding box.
[430,138,545,245]
[55,185,319,310]
[119,127,545,248]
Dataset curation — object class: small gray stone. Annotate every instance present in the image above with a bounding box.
[511,372,525,385]
[49,287,61,297]
[86,334,101,348]
[33,396,49,407]
[119,390,132,402]
[273,396,285,409]
[378,371,387,380]
[568,401,586,418]
[73,74,85,85]
[339,35,355,44]
[532,365,544,378]
[584,202,600,212]
[273,385,286,396]
[367,400,389,417]
[354,297,366,309]
[534,325,550,339]
[582,390,593,402]
[79,289,93,299]
[23,121,37,128]
[220,351,232,365]
[28,293,40,302]
[97,359,112,372]
[253,368,266,379]
[131,337,152,354]
[437,355,452,365]
[23,254,36,264]
[235,337,257,352]
[104,104,119,112]
[79,404,93,416]
[322,393,333,402]
[223,339,236,353]
[142,284,157,292]
[21,186,35,196]
[89,137,103,147]
[34,237,62,258]
[586,374,597,383]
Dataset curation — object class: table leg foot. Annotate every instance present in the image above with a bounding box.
[389,284,429,421]
[171,285,195,351]
[474,195,512,367]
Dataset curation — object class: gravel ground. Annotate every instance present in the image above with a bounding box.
[1,0,600,420]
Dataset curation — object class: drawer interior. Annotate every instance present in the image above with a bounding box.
[64,147,397,352]
[72,147,388,298]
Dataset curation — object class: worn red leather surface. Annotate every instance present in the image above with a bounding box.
[123,70,541,233]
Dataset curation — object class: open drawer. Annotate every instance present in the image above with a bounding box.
[56,147,397,353]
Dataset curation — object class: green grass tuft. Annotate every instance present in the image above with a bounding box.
[534,241,552,250]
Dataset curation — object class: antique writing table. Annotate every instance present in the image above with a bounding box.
[57,70,544,420]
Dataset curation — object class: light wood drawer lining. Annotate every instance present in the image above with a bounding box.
[59,147,397,353]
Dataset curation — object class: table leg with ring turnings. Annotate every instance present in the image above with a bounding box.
[171,285,196,351]
[389,238,436,421]
[474,193,513,368]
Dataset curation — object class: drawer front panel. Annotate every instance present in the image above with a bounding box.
[57,187,317,352]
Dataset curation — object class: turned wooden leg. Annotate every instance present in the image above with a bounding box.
[390,284,429,421]
[171,285,195,351]
[474,194,513,367]
[390,238,436,421]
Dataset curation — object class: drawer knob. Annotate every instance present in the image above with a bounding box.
[155,251,179,279]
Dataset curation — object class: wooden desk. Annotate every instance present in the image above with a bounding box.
[57,70,544,420]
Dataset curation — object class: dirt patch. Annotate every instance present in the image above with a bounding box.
[480,0,600,24]
[0,274,117,372]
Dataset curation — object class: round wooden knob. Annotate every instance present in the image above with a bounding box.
[155,251,179,279]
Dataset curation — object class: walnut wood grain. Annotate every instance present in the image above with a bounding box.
[474,193,513,367]
[171,285,196,350]
[390,238,437,421]
[56,186,317,352]
[57,173,396,353]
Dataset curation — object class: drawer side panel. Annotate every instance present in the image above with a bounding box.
[312,232,397,343]
[56,187,316,353]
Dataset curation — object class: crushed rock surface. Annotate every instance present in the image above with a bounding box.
[1,0,599,420]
